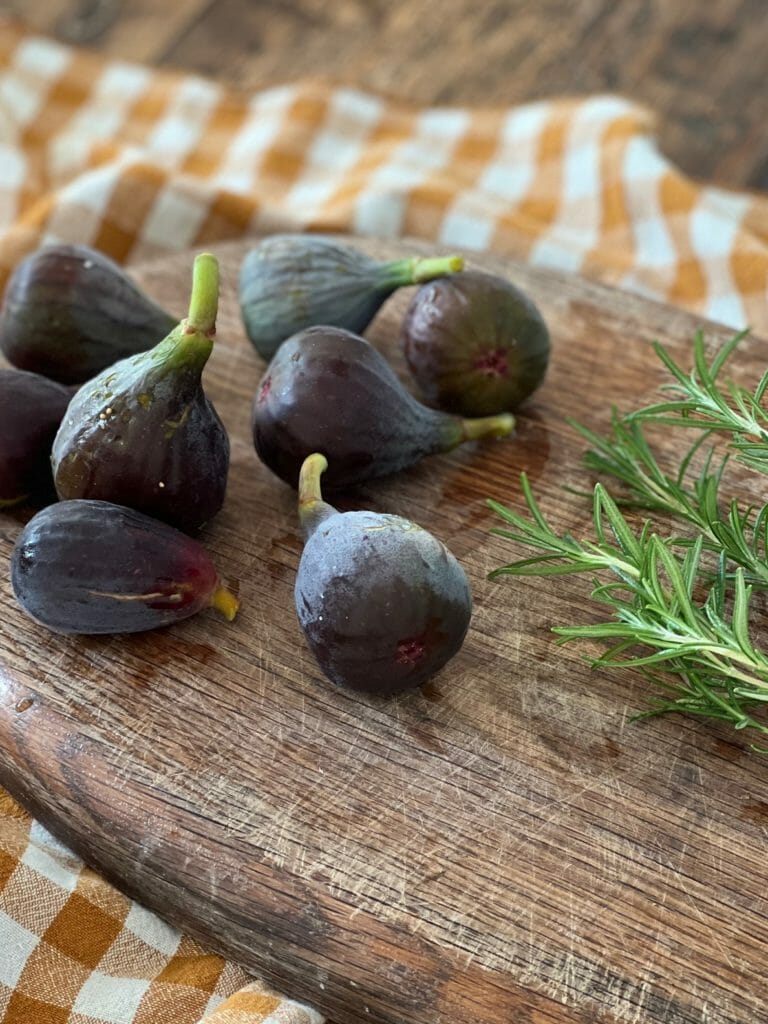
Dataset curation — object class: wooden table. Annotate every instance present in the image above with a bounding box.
[3,239,768,1024]
[3,0,767,191]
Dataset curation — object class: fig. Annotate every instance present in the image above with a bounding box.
[52,253,229,533]
[252,326,514,489]
[239,234,463,360]
[10,500,239,635]
[295,453,472,694]
[401,270,551,416]
[0,243,176,385]
[0,369,73,507]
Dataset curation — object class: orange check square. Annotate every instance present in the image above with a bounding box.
[42,892,123,969]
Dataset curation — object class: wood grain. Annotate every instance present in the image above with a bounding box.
[1,238,768,1024]
[1,0,766,190]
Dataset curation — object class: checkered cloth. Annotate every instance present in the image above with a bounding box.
[0,12,767,1024]
[0,17,766,329]
[0,796,321,1024]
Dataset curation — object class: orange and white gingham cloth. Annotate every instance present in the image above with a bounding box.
[0,789,322,1024]
[0,13,767,1024]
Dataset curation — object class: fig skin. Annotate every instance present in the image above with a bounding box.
[295,454,472,694]
[0,244,176,385]
[239,234,463,360]
[0,241,176,385]
[401,270,551,416]
[252,326,514,489]
[0,368,73,507]
[51,254,229,534]
[10,500,239,635]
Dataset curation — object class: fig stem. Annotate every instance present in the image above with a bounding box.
[412,255,464,283]
[298,453,335,537]
[384,255,464,288]
[461,412,515,442]
[209,584,240,621]
[185,253,219,337]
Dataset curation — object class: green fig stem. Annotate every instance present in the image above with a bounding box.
[209,584,240,621]
[383,254,464,289]
[411,255,464,283]
[461,412,515,443]
[154,252,218,372]
[184,253,219,337]
[298,453,336,538]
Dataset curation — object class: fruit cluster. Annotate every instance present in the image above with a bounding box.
[0,237,550,695]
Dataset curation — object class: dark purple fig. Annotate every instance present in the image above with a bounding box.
[0,369,73,507]
[0,243,176,385]
[239,234,463,360]
[51,254,229,533]
[252,326,514,489]
[401,270,551,416]
[294,453,471,694]
[10,500,238,635]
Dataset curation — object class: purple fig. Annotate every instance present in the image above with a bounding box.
[51,254,229,533]
[401,270,551,416]
[0,244,176,385]
[0,368,73,507]
[252,325,514,489]
[294,454,472,694]
[239,234,463,360]
[10,500,239,635]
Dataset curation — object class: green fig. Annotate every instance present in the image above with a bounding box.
[0,243,176,385]
[0,368,73,507]
[401,270,551,416]
[294,454,472,694]
[252,325,514,488]
[51,253,229,533]
[239,234,464,360]
[11,499,239,635]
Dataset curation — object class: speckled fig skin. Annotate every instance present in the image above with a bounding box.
[401,270,551,416]
[11,500,238,635]
[52,352,229,531]
[0,243,176,385]
[239,234,463,360]
[51,254,229,533]
[252,326,514,489]
[0,369,73,507]
[295,455,472,694]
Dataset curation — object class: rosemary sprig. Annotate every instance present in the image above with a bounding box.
[488,330,768,749]
[629,328,768,475]
[569,410,768,588]
[490,476,768,744]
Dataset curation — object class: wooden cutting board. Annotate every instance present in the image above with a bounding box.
[1,238,767,1024]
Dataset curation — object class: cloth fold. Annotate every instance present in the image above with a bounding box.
[0,14,767,1024]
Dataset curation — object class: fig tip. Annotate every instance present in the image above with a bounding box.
[298,452,329,509]
[298,453,333,535]
[210,585,239,621]
[303,452,329,477]
[462,412,516,442]
[187,252,220,336]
